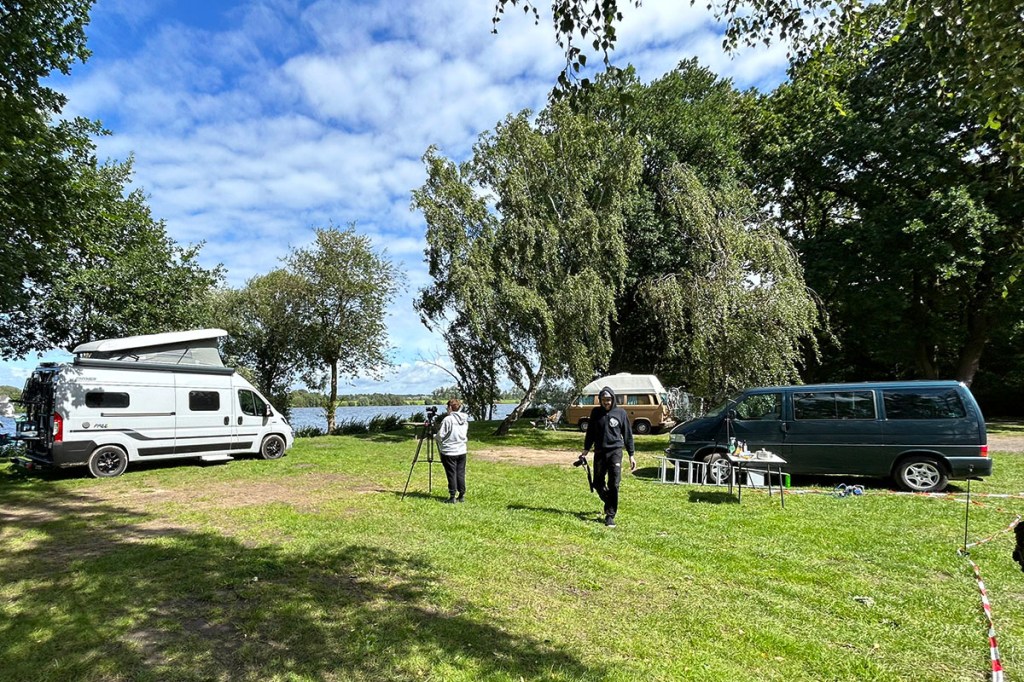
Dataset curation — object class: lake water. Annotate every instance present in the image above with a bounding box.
[0,404,520,437]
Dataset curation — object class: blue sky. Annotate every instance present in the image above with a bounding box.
[0,0,790,395]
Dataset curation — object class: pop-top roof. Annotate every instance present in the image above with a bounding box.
[72,329,228,367]
[580,373,667,395]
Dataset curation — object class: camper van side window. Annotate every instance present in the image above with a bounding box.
[85,392,130,408]
[189,391,220,411]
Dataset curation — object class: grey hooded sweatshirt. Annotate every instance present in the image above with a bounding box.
[435,410,469,456]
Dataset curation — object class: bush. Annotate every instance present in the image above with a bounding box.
[294,425,326,438]
[331,418,369,436]
[367,414,405,433]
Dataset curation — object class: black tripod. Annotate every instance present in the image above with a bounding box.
[401,418,437,500]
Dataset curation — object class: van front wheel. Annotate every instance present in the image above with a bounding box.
[88,446,128,478]
[896,457,948,493]
[705,454,731,485]
[260,434,286,460]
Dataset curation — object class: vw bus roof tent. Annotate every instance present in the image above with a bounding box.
[72,328,234,375]
[580,373,668,396]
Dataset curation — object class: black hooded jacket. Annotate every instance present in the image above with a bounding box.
[583,386,635,456]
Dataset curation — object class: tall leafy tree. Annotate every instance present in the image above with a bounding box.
[414,102,643,435]
[750,5,1023,385]
[572,63,821,398]
[214,269,306,413]
[286,226,405,433]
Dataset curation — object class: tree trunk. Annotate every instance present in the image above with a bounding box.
[493,369,544,436]
[326,361,339,433]
[954,309,991,386]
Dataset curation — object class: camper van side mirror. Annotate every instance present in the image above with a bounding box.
[264,405,273,418]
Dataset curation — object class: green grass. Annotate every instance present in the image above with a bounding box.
[1,422,1022,681]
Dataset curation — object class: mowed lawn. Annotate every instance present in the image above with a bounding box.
[2,422,1023,681]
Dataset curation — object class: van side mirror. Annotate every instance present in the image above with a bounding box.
[264,405,273,418]
[727,409,738,420]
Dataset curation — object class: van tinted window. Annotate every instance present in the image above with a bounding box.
[794,391,875,420]
[735,393,782,420]
[883,388,966,419]
[625,394,653,405]
[85,392,130,408]
[189,391,220,411]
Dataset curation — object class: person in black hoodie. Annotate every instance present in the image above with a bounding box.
[579,387,635,527]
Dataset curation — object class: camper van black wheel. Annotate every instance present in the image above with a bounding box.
[88,446,128,478]
[633,420,652,435]
[260,434,286,460]
[896,457,948,493]
[577,419,589,433]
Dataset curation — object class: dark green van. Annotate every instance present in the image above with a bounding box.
[665,381,990,492]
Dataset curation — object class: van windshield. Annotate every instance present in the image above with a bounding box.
[704,393,743,419]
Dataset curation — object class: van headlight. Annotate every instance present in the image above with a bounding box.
[670,433,686,443]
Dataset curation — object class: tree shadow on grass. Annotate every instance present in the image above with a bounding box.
[0,479,605,682]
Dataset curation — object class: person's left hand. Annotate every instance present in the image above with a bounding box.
[629,455,637,472]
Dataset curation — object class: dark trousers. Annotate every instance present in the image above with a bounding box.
[441,454,466,498]
[593,449,623,517]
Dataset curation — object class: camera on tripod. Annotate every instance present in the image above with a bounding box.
[424,405,438,422]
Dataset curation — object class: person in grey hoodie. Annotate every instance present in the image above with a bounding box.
[435,397,470,503]
[579,387,635,527]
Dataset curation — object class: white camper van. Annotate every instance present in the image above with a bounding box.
[11,329,294,477]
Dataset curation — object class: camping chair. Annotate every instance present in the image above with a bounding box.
[543,410,562,430]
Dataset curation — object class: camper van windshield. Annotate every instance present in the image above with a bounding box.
[705,393,743,419]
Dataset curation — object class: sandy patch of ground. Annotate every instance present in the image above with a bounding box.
[473,447,576,466]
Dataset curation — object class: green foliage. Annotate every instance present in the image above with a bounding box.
[0,385,22,401]
[286,225,406,433]
[215,269,306,412]
[573,63,820,398]
[751,6,1022,384]
[414,103,643,433]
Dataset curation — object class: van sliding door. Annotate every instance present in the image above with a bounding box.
[173,374,233,456]
[784,391,882,475]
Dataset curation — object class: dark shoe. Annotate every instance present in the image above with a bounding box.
[443,497,456,504]
[605,515,616,528]
[456,496,465,503]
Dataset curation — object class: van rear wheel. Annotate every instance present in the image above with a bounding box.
[896,457,948,493]
[633,420,651,435]
[88,446,128,478]
[260,434,286,460]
